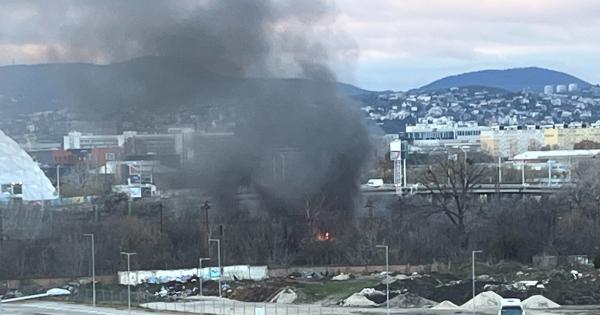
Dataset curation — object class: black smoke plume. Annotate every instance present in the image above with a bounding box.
[19,0,371,226]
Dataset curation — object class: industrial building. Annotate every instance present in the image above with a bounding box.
[403,120,490,149]
[480,126,544,158]
[544,124,600,149]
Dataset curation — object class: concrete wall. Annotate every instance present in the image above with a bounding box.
[268,264,444,277]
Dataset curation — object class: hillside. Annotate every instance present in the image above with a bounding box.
[419,67,591,92]
[0,57,372,117]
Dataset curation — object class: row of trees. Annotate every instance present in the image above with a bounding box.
[1,158,600,279]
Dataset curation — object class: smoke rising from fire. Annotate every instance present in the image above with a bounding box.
[13,0,371,219]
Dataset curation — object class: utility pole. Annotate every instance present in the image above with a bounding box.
[56,165,61,197]
[202,201,211,242]
[472,250,483,315]
[521,162,526,187]
[208,238,222,297]
[198,257,210,296]
[402,158,407,187]
[376,245,390,315]
[547,160,553,187]
[83,233,96,307]
[497,156,502,184]
[120,252,136,315]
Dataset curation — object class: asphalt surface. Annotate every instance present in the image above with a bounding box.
[0,301,177,314]
[3,300,600,315]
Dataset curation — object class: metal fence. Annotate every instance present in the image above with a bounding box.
[74,288,357,315]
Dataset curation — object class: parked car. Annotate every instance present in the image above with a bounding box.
[498,298,524,315]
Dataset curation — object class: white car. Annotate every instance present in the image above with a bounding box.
[366,178,384,188]
[498,298,525,315]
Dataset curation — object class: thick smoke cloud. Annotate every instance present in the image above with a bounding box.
[18,0,370,224]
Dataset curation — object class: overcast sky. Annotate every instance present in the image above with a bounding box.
[1,0,599,91]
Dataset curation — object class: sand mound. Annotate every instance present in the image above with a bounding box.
[342,293,378,307]
[522,295,560,309]
[270,287,297,304]
[387,293,436,308]
[432,300,458,309]
[461,291,503,309]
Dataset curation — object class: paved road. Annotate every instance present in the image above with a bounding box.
[0,301,178,315]
[3,300,600,315]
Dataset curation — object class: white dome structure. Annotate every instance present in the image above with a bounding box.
[0,129,57,201]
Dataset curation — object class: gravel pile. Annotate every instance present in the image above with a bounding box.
[432,300,458,309]
[522,295,560,309]
[461,291,503,309]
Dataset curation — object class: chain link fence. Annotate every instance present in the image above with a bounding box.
[74,288,356,315]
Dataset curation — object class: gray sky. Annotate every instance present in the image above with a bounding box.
[1,0,599,91]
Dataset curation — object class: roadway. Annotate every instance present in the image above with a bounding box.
[0,301,179,315]
[361,183,570,196]
[2,300,599,315]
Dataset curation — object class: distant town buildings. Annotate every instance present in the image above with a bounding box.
[556,84,568,93]
[404,119,489,148]
[544,123,600,149]
[403,120,600,157]
[480,126,544,158]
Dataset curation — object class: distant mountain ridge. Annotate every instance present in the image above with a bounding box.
[0,57,373,117]
[419,67,591,92]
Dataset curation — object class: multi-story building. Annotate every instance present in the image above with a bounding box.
[480,126,545,157]
[403,120,490,149]
[63,131,125,150]
[544,124,600,149]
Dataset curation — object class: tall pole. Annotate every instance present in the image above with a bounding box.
[472,250,483,315]
[402,159,407,187]
[497,156,502,183]
[120,252,136,315]
[521,162,526,186]
[209,238,222,297]
[376,245,389,315]
[547,160,552,187]
[199,257,210,296]
[84,234,96,307]
[56,165,60,197]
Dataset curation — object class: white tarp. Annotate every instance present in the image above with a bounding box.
[118,265,268,285]
[0,129,57,201]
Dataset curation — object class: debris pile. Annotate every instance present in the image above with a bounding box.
[386,292,436,308]
[270,287,297,304]
[432,300,458,309]
[460,291,503,309]
[522,295,560,309]
[341,293,378,307]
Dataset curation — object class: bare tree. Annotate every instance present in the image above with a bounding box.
[420,156,487,249]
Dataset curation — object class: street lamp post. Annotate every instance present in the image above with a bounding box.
[120,252,136,315]
[56,165,61,197]
[547,160,553,187]
[472,250,483,315]
[376,245,390,315]
[198,257,210,296]
[83,233,96,307]
[521,162,526,186]
[498,156,502,184]
[208,238,222,297]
